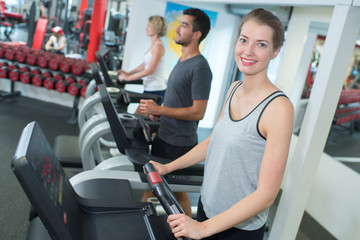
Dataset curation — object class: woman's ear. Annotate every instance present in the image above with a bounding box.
[272,47,281,59]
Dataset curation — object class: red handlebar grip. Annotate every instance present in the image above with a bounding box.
[148,171,163,185]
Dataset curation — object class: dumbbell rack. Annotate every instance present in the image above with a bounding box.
[0,42,93,123]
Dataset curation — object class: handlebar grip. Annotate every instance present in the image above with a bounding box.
[144,163,193,240]
[144,163,177,214]
[144,162,156,175]
[120,79,143,85]
[182,237,192,240]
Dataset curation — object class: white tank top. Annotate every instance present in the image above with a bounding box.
[142,43,167,91]
[50,35,66,53]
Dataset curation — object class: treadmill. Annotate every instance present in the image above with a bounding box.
[95,50,163,105]
[53,52,161,170]
[12,121,182,240]
[83,63,204,183]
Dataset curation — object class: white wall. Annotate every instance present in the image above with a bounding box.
[122,0,240,128]
[287,135,360,240]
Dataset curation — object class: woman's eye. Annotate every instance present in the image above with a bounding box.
[259,43,267,48]
[239,38,246,43]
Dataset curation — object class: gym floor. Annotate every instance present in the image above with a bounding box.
[1,25,359,240]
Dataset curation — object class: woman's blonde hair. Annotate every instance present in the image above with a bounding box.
[149,15,167,37]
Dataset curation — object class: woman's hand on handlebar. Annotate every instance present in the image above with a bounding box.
[167,214,205,240]
[118,72,129,82]
[149,160,169,175]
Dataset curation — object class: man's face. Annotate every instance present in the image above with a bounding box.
[175,15,196,46]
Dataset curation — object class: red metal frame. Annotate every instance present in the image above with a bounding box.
[86,0,107,62]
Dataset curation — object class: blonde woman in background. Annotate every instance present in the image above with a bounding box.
[118,15,168,114]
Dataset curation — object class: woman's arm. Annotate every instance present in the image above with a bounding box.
[118,63,145,81]
[168,96,294,239]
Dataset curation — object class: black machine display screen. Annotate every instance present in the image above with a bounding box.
[27,124,67,222]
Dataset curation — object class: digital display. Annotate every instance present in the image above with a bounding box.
[27,127,66,220]
[12,122,83,239]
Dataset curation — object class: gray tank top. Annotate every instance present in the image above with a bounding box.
[200,81,286,230]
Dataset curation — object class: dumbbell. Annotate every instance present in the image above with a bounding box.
[4,49,15,61]
[31,75,46,87]
[77,78,91,87]
[48,53,64,71]
[0,44,9,51]
[0,66,10,78]
[67,83,83,96]
[43,77,58,90]
[0,48,4,58]
[48,58,59,71]
[55,80,70,93]
[0,61,8,68]
[30,68,42,76]
[15,51,26,63]
[60,59,73,73]
[26,54,37,66]
[80,86,87,98]
[37,55,49,68]
[20,72,34,85]
[53,73,65,81]
[41,71,53,78]
[7,64,20,70]
[21,46,31,56]
[9,68,22,82]
[72,60,87,75]
[53,52,65,61]
[64,76,77,84]
[19,66,31,73]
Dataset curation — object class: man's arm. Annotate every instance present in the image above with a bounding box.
[139,99,208,121]
[44,36,53,50]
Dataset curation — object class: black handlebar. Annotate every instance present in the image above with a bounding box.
[137,117,153,144]
[144,163,192,240]
[118,79,144,86]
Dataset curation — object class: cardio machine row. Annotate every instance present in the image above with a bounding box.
[11,53,203,240]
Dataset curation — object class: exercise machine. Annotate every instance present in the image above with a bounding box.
[12,121,192,240]
[53,49,162,169]
[82,63,204,179]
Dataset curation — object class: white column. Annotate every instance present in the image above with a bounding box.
[290,31,317,111]
[269,5,360,240]
[275,6,333,97]
[290,31,317,133]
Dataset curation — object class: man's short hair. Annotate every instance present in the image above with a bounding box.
[183,8,211,44]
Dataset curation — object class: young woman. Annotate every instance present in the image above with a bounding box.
[149,8,294,240]
[117,15,167,111]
